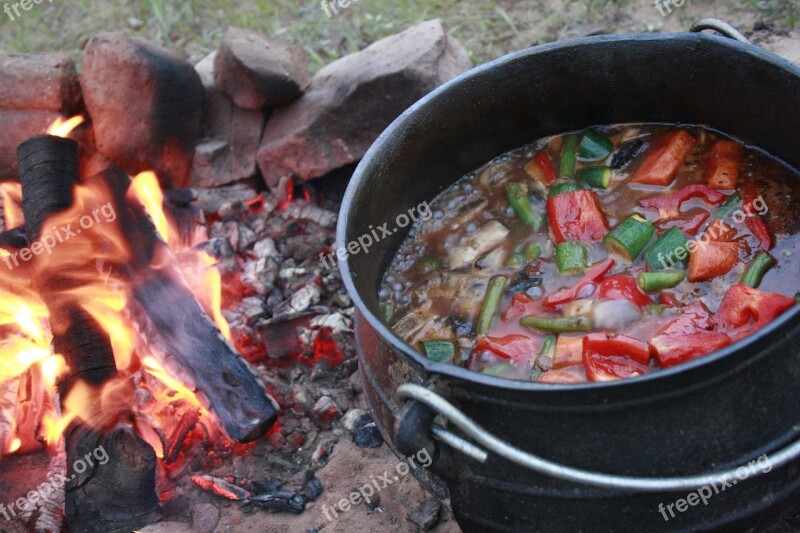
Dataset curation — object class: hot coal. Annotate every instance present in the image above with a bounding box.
[351,413,383,448]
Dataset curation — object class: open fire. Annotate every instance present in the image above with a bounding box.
[0,116,280,530]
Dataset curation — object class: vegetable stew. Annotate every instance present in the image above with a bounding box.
[379,124,800,383]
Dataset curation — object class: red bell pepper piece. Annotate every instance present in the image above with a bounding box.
[546,190,609,244]
[715,283,796,341]
[543,258,615,308]
[535,150,557,185]
[687,240,740,282]
[597,275,653,308]
[583,333,650,382]
[648,302,732,368]
[660,292,683,307]
[655,211,709,236]
[639,184,726,220]
[705,140,742,190]
[583,333,650,364]
[706,219,737,242]
[742,181,773,251]
[631,130,697,186]
[475,334,537,362]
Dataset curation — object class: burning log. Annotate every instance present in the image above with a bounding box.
[94,168,279,442]
[18,135,278,441]
[17,134,161,532]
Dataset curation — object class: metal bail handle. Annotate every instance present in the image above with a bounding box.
[397,384,800,492]
[690,18,750,43]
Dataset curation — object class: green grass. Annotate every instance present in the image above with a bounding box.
[0,0,794,70]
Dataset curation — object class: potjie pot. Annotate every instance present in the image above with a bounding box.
[337,21,800,532]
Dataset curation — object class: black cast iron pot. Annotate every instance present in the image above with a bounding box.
[337,21,800,532]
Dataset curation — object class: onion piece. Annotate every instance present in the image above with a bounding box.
[592,299,643,331]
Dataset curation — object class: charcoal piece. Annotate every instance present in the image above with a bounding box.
[247,479,282,494]
[249,491,306,514]
[364,493,381,510]
[407,499,442,531]
[301,470,323,501]
[352,413,383,448]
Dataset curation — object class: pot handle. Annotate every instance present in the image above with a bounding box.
[398,383,800,492]
[690,18,750,43]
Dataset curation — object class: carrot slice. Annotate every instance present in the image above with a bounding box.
[705,140,742,190]
[687,241,740,282]
[631,130,697,186]
[552,335,584,369]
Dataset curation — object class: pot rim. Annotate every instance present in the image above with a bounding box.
[337,31,800,393]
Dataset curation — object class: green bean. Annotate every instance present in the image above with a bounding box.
[520,315,591,333]
[506,183,543,230]
[741,252,776,288]
[477,276,507,335]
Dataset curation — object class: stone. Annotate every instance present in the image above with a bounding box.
[191,51,267,188]
[80,32,204,188]
[190,87,266,188]
[407,499,441,531]
[191,503,219,533]
[214,27,310,110]
[194,50,216,88]
[257,19,471,188]
[0,53,81,112]
[0,109,63,180]
[341,408,367,431]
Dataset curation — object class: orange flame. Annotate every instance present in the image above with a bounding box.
[47,116,85,138]
[141,356,204,410]
[0,161,232,457]
[129,171,172,246]
[0,182,23,230]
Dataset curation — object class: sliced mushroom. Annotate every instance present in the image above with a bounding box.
[447,220,510,270]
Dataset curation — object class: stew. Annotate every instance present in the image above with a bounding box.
[380,124,800,383]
